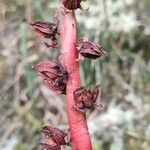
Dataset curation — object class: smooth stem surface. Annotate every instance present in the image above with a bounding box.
[60,11,92,150]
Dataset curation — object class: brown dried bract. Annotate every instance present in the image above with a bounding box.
[33,60,68,94]
[73,85,100,112]
[76,37,107,60]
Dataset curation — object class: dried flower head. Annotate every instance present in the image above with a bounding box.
[76,37,107,60]
[73,85,100,112]
[62,0,81,10]
[33,60,68,94]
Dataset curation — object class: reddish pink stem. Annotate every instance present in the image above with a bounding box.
[60,11,92,150]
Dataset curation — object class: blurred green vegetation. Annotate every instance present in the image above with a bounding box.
[0,0,150,150]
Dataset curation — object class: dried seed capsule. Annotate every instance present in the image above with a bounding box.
[30,21,58,38]
[73,85,100,112]
[33,60,68,94]
[76,37,107,60]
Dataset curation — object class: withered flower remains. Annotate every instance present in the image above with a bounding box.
[73,85,100,112]
[30,21,58,38]
[39,126,67,150]
[42,126,67,145]
[30,21,58,48]
[33,60,68,94]
[62,0,81,10]
[76,37,107,59]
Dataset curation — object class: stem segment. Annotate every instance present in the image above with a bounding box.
[60,11,92,150]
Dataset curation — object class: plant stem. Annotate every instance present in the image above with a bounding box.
[60,10,92,150]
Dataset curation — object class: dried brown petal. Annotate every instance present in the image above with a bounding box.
[77,39,107,59]
[73,85,100,112]
[62,0,81,10]
[30,21,58,38]
[33,60,68,94]
[42,126,67,146]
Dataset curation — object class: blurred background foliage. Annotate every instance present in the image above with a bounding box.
[0,0,150,149]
